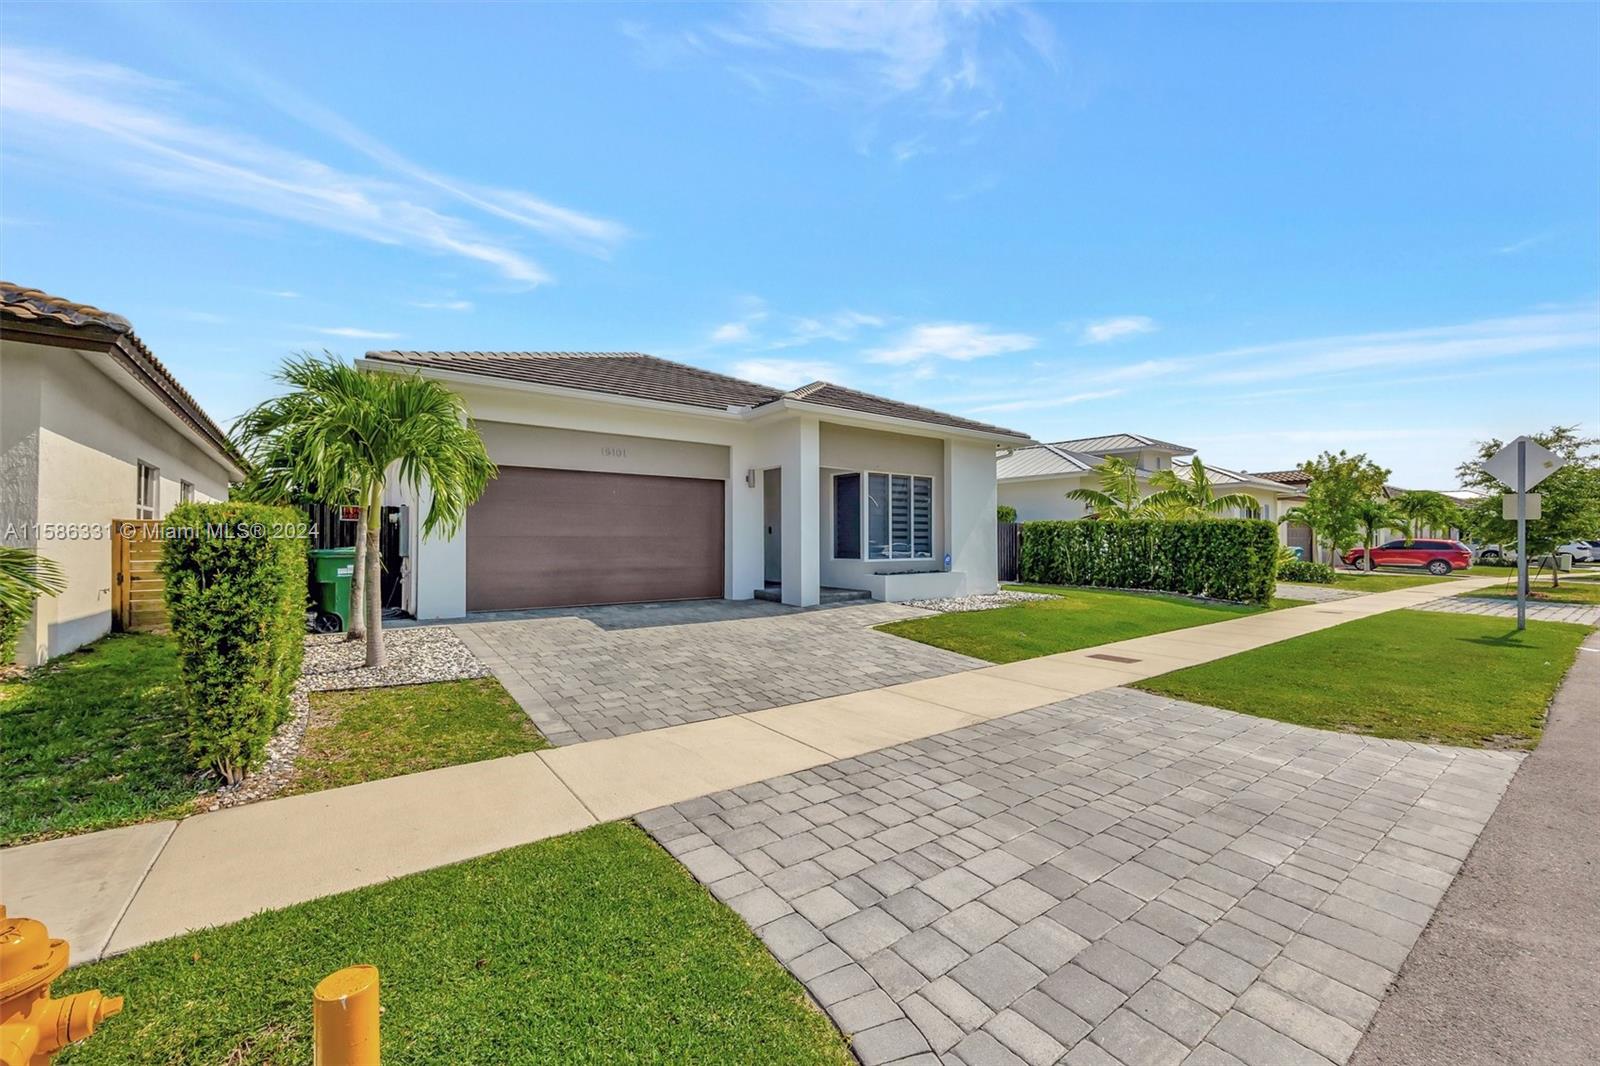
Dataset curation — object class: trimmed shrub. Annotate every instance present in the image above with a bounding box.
[1278,559,1337,584]
[160,502,308,783]
[997,504,1018,524]
[1019,519,1279,604]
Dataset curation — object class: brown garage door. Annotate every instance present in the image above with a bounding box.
[466,466,724,611]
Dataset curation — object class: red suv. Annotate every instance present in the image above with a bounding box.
[1343,539,1472,576]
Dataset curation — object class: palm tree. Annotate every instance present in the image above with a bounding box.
[1391,490,1458,540]
[1352,497,1401,569]
[0,548,67,663]
[1064,456,1157,520]
[1279,503,1324,564]
[233,379,371,641]
[1144,457,1259,520]
[233,355,496,667]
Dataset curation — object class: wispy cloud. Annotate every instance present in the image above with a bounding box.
[315,326,402,340]
[411,299,474,312]
[0,46,627,285]
[867,322,1036,365]
[969,389,1123,415]
[627,1,1054,144]
[711,320,757,343]
[1495,232,1551,255]
[1081,316,1157,344]
[267,290,300,299]
[732,357,841,389]
[1074,307,1600,392]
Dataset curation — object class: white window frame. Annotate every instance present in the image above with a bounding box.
[136,461,160,519]
[179,480,195,504]
[836,470,935,562]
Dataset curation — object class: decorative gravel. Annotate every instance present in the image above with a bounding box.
[202,625,488,811]
[905,589,1055,613]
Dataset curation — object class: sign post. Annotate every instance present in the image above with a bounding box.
[1481,436,1566,631]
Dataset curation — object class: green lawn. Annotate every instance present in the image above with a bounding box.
[1460,577,1600,605]
[877,585,1291,664]
[57,822,852,1066]
[290,677,548,795]
[1,634,196,845]
[1,634,549,844]
[1134,609,1588,748]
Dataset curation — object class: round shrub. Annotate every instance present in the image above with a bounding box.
[1278,559,1337,584]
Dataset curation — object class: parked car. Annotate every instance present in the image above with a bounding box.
[1560,541,1595,563]
[1344,539,1473,575]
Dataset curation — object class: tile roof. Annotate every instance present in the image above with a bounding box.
[366,350,1029,439]
[768,380,1029,439]
[1251,469,1313,485]
[0,282,244,471]
[1046,433,1194,455]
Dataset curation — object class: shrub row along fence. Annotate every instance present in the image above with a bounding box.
[1019,519,1279,605]
[161,502,307,784]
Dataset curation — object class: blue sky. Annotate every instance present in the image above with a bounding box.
[3,1,1597,487]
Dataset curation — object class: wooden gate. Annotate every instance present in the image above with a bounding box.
[997,521,1021,582]
[112,519,169,633]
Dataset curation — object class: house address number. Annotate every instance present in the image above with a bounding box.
[601,445,629,458]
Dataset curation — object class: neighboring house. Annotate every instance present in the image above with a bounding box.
[998,434,1297,537]
[1,283,245,665]
[359,351,1030,617]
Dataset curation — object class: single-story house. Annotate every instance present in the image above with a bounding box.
[1,283,245,665]
[359,351,1031,617]
[998,434,1298,537]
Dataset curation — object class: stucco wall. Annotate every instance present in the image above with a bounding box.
[2,340,234,665]
[998,476,1093,522]
[817,423,949,591]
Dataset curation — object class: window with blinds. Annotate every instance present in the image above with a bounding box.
[863,471,933,560]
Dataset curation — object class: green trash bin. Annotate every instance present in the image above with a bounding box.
[308,547,357,633]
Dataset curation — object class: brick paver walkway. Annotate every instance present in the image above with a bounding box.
[454,602,984,745]
[640,688,1521,1066]
[1415,594,1600,627]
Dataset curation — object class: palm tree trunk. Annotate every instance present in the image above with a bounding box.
[364,484,386,669]
[348,505,366,641]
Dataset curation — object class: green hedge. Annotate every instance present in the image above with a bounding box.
[997,504,1018,524]
[1278,559,1337,584]
[0,604,23,665]
[1019,519,1279,604]
[160,503,307,783]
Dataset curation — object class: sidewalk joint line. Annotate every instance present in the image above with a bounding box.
[99,819,179,962]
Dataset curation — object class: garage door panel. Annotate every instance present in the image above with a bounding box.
[467,466,724,611]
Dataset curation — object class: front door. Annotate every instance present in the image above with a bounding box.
[763,467,781,584]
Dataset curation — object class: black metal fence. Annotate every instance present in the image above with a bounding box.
[997,521,1021,582]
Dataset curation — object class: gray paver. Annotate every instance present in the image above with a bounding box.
[641,687,1519,1064]
[457,599,981,744]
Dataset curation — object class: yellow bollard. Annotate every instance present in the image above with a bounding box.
[313,965,380,1065]
[0,905,123,1066]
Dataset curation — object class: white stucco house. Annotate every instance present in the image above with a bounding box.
[359,351,1031,618]
[998,434,1298,540]
[1,284,245,665]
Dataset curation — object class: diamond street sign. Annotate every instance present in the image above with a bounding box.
[1482,436,1565,490]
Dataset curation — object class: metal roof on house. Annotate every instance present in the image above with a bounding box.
[997,443,1099,479]
[0,282,245,472]
[366,350,1030,440]
[1045,433,1194,455]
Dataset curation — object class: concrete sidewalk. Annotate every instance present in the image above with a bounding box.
[1349,628,1600,1066]
[0,577,1505,963]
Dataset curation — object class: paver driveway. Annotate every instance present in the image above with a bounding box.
[639,688,1520,1066]
[453,600,984,745]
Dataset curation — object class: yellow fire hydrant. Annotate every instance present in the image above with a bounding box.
[0,906,123,1066]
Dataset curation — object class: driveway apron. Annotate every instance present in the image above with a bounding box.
[639,687,1521,1066]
